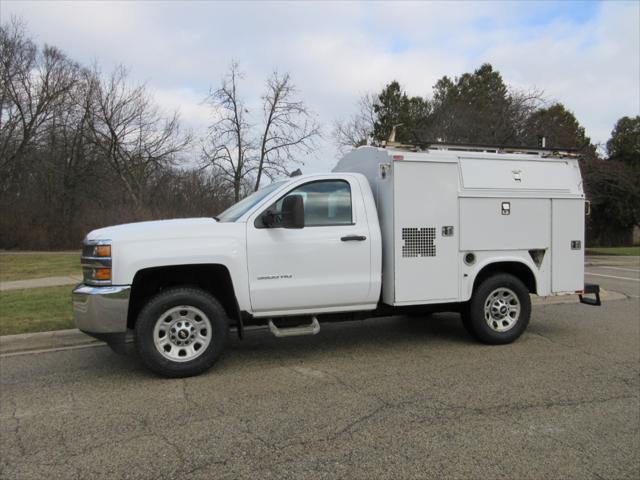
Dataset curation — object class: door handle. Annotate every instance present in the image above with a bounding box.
[341,235,367,241]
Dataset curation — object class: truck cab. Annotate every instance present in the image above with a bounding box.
[242,173,381,316]
[73,144,599,378]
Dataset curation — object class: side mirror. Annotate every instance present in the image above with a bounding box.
[260,210,278,228]
[281,195,304,229]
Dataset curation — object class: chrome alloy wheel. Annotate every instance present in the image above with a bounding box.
[153,306,212,362]
[484,287,521,333]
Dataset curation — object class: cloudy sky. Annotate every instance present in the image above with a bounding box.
[3,0,639,173]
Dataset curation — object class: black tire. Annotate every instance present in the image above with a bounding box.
[459,306,478,340]
[462,273,531,344]
[135,287,229,378]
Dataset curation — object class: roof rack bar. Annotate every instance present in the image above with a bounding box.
[381,140,579,157]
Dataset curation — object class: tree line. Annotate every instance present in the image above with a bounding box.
[334,65,639,246]
[0,20,319,249]
[1,20,638,249]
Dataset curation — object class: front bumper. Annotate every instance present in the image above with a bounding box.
[72,284,131,339]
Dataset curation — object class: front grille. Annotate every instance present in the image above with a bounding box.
[82,244,95,258]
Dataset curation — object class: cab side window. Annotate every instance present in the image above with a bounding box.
[273,180,352,227]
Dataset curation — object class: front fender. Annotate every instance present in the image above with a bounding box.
[112,235,250,311]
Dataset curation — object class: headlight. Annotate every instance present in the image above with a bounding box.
[81,240,112,285]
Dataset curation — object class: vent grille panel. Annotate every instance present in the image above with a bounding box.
[402,227,436,257]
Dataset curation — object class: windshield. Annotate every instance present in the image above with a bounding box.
[217,181,287,222]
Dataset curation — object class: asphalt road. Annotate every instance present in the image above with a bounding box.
[1,261,639,479]
[585,255,640,299]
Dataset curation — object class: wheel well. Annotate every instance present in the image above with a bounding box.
[473,261,537,294]
[127,264,239,329]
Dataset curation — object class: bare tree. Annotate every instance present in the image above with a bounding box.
[254,71,320,191]
[202,62,253,202]
[1,19,235,249]
[332,93,376,153]
[0,18,78,188]
[87,65,191,212]
[502,87,545,144]
[202,64,320,199]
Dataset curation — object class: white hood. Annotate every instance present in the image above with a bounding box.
[86,217,222,243]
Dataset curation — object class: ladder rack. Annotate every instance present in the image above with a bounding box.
[381,140,580,158]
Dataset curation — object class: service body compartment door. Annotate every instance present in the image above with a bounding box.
[393,161,459,303]
[551,199,585,293]
[459,198,551,251]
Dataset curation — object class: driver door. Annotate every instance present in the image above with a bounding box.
[246,178,372,314]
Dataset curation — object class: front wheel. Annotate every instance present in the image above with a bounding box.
[135,287,229,378]
[462,273,531,344]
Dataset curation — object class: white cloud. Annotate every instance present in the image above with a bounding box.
[481,2,640,145]
[151,87,210,133]
[3,0,638,172]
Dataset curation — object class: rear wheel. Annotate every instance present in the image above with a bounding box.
[460,307,477,339]
[135,287,228,377]
[462,273,531,344]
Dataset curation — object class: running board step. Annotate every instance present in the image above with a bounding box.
[268,317,320,337]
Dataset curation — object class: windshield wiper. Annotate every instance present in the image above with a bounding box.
[213,216,220,222]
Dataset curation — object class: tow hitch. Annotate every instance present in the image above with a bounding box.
[579,283,601,306]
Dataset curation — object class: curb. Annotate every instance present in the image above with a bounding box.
[530,288,626,306]
[0,275,82,292]
[584,255,640,267]
[0,289,629,356]
[0,329,102,356]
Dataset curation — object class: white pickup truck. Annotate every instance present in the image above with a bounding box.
[73,144,600,377]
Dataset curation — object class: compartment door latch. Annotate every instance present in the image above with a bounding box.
[442,226,454,237]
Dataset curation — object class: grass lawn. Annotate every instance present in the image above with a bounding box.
[0,286,74,335]
[0,252,81,282]
[586,246,640,256]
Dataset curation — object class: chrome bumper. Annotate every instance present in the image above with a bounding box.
[72,284,131,334]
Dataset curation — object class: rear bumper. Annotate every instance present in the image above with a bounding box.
[72,284,131,335]
[579,283,601,306]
